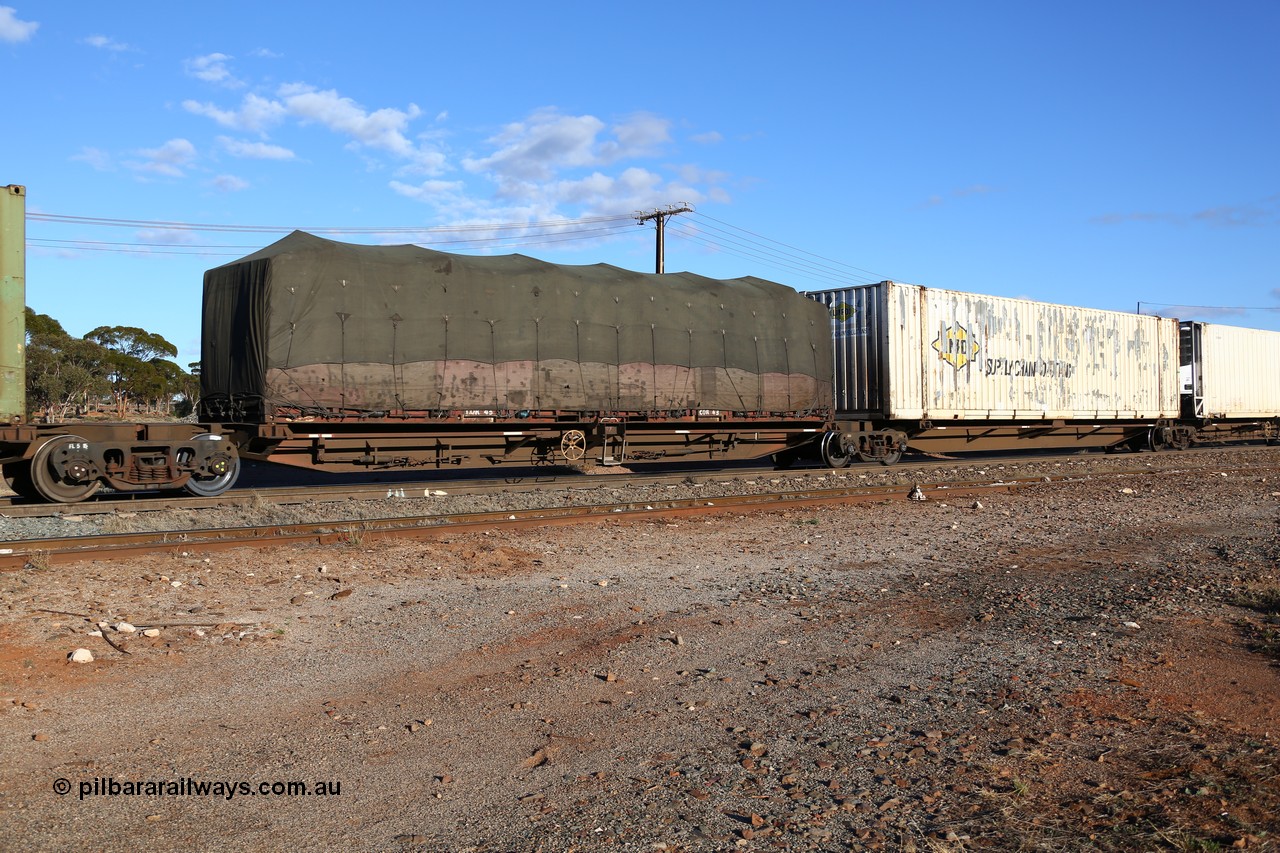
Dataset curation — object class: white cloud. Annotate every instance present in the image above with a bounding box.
[389,179,467,202]
[249,47,282,59]
[187,83,446,174]
[1093,194,1280,229]
[184,53,242,87]
[211,174,250,192]
[277,84,422,157]
[602,113,671,159]
[463,109,675,185]
[217,136,295,160]
[557,167,702,213]
[919,184,997,209]
[182,99,238,127]
[386,109,732,226]
[179,83,729,229]
[83,34,128,51]
[691,131,723,145]
[136,229,203,246]
[0,6,37,42]
[71,146,112,171]
[677,165,729,185]
[183,93,286,133]
[129,138,197,178]
[464,110,605,181]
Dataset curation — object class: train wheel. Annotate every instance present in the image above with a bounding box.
[3,461,40,501]
[820,431,851,468]
[29,435,101,503]
[181,434,242,497]
[878,446,903,466]
[1146,427,1171,452]
[560,430,587,462]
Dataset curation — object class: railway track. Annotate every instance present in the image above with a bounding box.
[0,443,1256,519]
[1,446,1273,570]
[0,463,791,518]
[0,478,1025,569]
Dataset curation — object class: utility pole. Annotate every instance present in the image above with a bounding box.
[635,204,692,274]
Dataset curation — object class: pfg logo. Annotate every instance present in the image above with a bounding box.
[829,302,855,322]
[932,324,981,369]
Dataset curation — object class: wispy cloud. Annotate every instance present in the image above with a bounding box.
[187,84,445,174]
[184,53,242,87]
[217,136,295,160]
[183,93,285,133]
[177,78,730,230]
[277,84,433,165]
[126,138,197,178]
[920,184,997,208]
[0,6,36,42]
[691,131,724,145]
[83,34,129,51]
[463,111,606,182]
[71,146,113,171]
[211,174,250,192]
[249,47,282,59]
[1093,194,1280,228]
[462,109,671,183]
[135,229,203,246]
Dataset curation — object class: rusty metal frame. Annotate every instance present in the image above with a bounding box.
[228,416,827,471]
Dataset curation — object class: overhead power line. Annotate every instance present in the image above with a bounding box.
[689,211,890,284]
[26,207,892,286]
[27,211,635,234]
[29,223,641,257]
[667,223,881,289]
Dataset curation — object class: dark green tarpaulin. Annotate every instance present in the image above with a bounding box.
[200,231,832,420]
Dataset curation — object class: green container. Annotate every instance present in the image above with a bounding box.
[0,184,25,422]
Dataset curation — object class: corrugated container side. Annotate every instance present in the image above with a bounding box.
[913,286,1179,420]
[810,282,1180,421]
[808,285,886,413]
[1191,323,1280,418]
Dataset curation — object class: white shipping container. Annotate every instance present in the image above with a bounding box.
[1183,322,1280,419]
[810,282,1181,421]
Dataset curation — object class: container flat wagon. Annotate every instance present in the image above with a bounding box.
[201,231,834,474]
[807,282,1183,464]
[0,186,834,502]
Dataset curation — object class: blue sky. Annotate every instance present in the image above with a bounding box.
[3,2,1277,366]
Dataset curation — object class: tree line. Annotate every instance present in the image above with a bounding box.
[24,307,198,421]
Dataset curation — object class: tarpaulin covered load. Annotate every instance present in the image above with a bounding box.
[200,232,832,421]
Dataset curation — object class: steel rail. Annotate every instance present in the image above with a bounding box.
[2,442,1266,519]
[0,478,1031,569]
[0,466,792,518]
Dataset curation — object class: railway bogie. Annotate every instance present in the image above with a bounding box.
[0,424,240,502]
